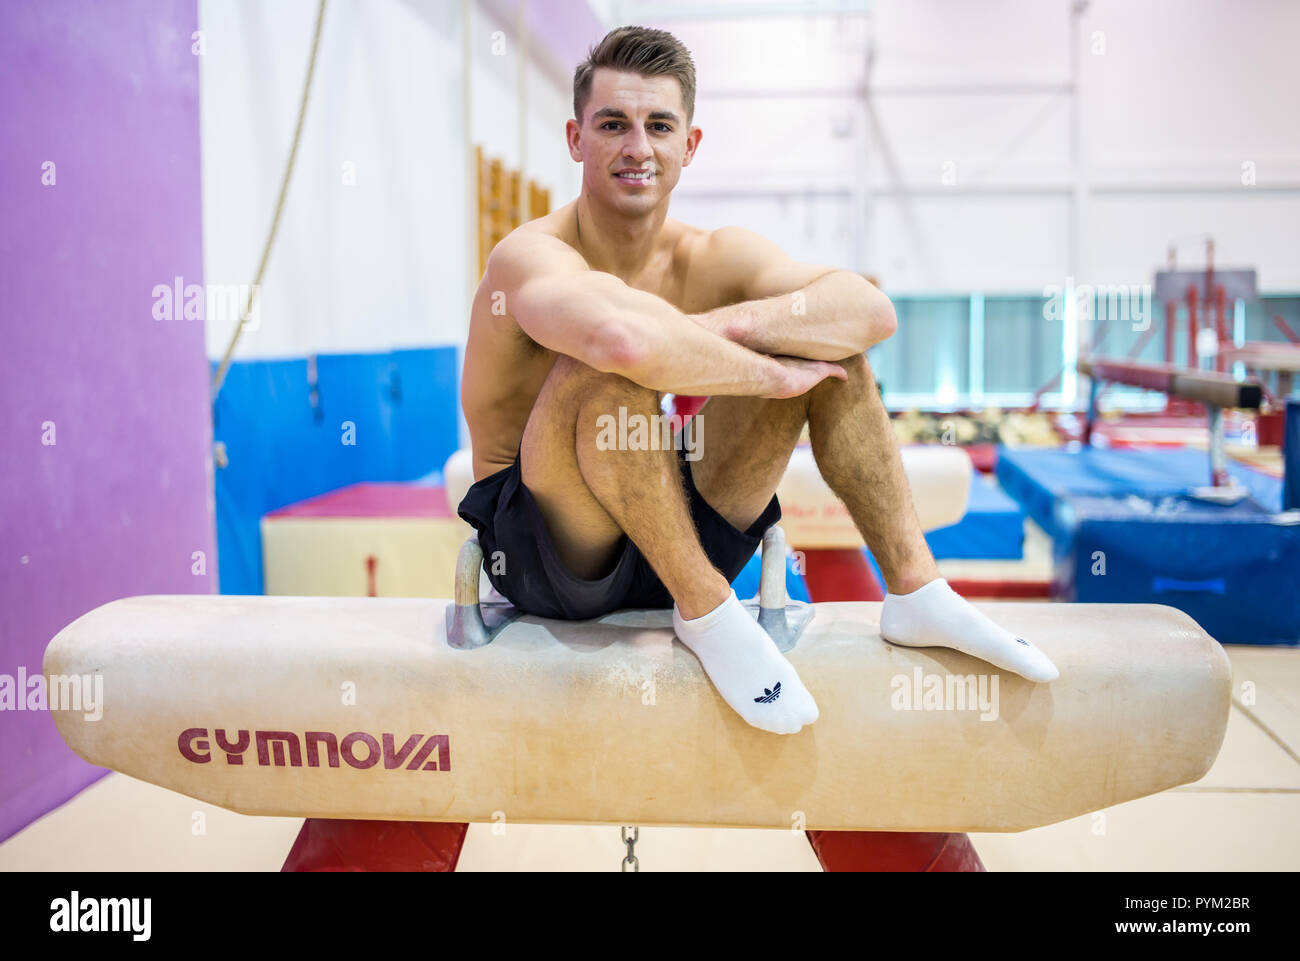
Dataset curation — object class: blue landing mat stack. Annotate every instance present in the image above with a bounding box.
[998,446,1298,646]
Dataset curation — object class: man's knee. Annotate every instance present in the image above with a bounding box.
[811,351,876,399]
[548,353,658,409]
[832,350,870,380]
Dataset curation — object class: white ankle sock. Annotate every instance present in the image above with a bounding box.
[673,590,820,735]
[880,578,1059,682]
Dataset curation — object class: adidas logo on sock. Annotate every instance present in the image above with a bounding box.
[1014,637,1028,645]
[753,681,781,704]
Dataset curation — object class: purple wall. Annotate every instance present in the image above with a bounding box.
[0,0,212,843]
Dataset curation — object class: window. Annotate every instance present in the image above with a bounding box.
[982,295,1065,405]
[870,296,970,408]
[872,291,1297,412]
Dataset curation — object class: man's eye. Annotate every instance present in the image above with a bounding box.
[602,122,622,131]
[652,124,672,132]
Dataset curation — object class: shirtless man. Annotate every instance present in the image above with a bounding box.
[458,26,1058,736]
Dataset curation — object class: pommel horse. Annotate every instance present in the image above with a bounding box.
[46,517,1230,870]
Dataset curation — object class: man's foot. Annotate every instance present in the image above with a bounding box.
[673,590,820,734]
[880,578,1059,682]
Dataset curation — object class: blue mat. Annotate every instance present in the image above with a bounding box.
[997,446,1284,542]
[1055,491,1300,645]
[926,470,1025,560]
[214,347,461,595]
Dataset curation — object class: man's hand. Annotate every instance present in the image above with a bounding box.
[762,356,848,399]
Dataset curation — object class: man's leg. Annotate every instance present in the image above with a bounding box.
[688,353,939,595]
[689,354,939,593]
[808,353,1057,680]
[804,353,941,593]
[521,353,727,619]
[522,354,819,734]
[693,352,1057,683]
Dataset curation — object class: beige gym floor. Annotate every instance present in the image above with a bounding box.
[2,640,1296,872]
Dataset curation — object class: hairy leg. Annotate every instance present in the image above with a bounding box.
[800,354,1056,680]
[805,352,942,594]
[526,355,820,732]
[521,354,729,618]
[691,356,1055,686]
[689,353,939,594]
[685,391,811,533]
[688,352,1056,683]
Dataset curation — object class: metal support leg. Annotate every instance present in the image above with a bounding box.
[1207,403,1228,487]
[1083,376,1100,446]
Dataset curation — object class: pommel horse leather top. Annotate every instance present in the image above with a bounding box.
[46,532,1230,832]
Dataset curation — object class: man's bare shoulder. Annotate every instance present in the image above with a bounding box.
[486,211,591,289]
[672,222,778,301]
[473,208,590,353]
[700,224,781,260]
[512,203,574,241]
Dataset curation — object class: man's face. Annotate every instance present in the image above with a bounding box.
[567,68,701,215]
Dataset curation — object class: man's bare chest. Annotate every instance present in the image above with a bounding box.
[623,265,732,317]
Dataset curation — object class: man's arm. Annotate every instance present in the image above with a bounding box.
[693,226,897,361]
[487,231,844,398]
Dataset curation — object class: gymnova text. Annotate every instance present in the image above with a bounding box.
[178,728,451,770]
[50,892,150,942]
[0,668,102,721]
[595,406,703,461]
[890,667,999,721]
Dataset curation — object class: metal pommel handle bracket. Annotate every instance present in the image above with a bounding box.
[742,524,814,653]
[445,536,521,649]
[445,524,813,651]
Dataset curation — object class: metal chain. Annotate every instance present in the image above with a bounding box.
[621,826,639,872]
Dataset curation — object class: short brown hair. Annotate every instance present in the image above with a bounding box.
[573,26,696,125]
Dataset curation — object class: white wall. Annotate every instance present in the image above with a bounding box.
[658,0,1300,295]
[199,0,1300,367]
[198,0,585,361]
[470,1,584,213]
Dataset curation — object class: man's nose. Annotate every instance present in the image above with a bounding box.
[621,127,653,162]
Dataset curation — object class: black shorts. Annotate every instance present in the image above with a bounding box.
[456,445,781,620]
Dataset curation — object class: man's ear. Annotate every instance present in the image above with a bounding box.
[681,126,703,167]
[565,118,583,162]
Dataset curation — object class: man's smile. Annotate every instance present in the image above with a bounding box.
[614,169,656,186]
